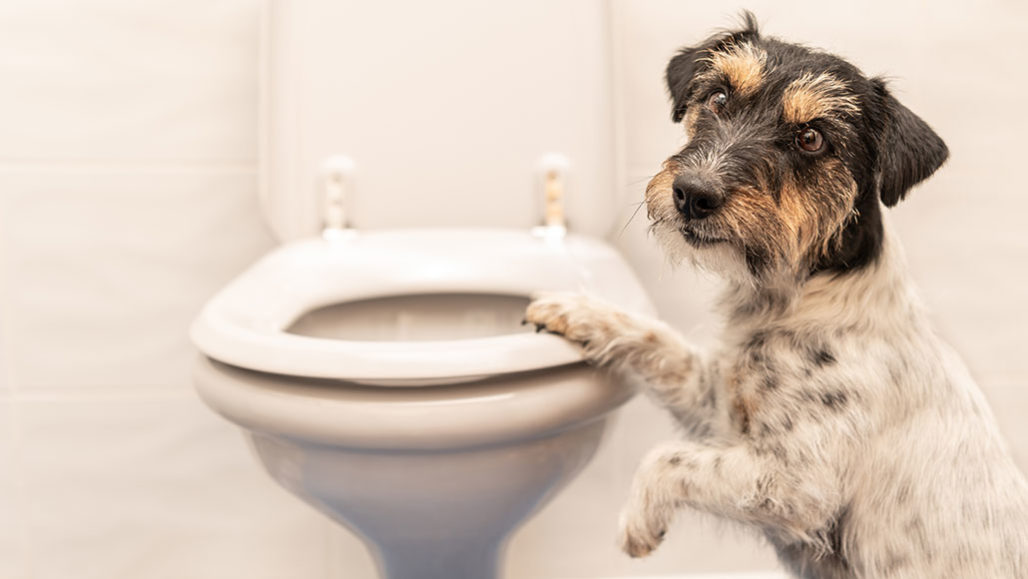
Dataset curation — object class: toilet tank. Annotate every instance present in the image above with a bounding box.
[262,0,617,240]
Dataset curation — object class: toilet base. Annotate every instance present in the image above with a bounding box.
[247,418,609,579]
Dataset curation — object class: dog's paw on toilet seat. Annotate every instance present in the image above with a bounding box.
[524,292,628,354]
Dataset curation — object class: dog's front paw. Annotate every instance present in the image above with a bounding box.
[617,442,697,558]
[524,292,626,352]
[617,500,667,558]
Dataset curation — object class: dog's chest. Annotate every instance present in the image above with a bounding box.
[722,328,850,442]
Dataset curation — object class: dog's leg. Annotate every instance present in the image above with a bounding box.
[618,440,839,558]
[525,292,721,433]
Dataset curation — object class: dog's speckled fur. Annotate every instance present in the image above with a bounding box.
[525,13,1028,579]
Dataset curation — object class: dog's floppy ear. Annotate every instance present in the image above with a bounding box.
[667,12,760,123]
[871,78,949,207]
[666,46,707,123]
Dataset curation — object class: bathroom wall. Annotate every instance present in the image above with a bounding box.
[0,2,1025,579]
[0,2,322,578]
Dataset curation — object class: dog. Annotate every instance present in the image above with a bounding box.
[524,13,1028,579]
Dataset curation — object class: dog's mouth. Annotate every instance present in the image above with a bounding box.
[679,224,728,247]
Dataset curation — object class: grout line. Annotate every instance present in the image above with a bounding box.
[0,161,257,174]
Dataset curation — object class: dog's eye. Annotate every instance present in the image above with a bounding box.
[796,127,825,153]
[706,91,728,113]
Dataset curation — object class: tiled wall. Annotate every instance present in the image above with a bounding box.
[0,2,1025,579]
[0,1,345,577]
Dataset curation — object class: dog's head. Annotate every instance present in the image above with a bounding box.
[646,13,948,285]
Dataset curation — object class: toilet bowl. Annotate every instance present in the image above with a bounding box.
[191,227,653,579]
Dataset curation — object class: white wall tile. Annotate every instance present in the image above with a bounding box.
[0,0,259,163]
[19,394,331,579]
[0,402,28,579]
[0,169,275,391]
[0,206,10,398]
[0,312,8,399]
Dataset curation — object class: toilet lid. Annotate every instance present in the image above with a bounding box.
[190,229,653,385]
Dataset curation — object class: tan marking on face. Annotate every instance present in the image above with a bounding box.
[782,73,860,124]
[647,151,858,276]
[710,157,858,273]
[684,106,701,138]
[778,181,820,264]
[644,160,680,224]
[701,42,767,97]
[719,187,786,258]
[776,159,858,264]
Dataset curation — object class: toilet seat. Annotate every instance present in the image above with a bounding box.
[191,228,653,386]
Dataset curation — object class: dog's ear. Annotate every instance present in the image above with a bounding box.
[667,11,760,123]
[666,46,707,123]
[871,78,949,207]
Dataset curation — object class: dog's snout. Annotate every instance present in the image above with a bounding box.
[672,175,723,220]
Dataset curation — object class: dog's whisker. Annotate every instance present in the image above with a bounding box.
[616,201,649,240]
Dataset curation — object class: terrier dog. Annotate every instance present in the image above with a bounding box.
[525,14,1028,579]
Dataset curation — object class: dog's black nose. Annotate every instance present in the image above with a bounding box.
[672,175,724,220]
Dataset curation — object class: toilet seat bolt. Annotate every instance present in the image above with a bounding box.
[533,153,570,242]
[322,155,356,240]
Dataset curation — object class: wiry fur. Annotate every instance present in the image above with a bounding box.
[525,13,1028,579]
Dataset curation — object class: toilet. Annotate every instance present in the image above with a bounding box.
[192,3,655,575]
[191,227,654,579]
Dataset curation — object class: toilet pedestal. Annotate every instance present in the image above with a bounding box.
[195,353,637,579]
[250,420,607,579]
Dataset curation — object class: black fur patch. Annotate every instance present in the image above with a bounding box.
[666,12,760,123]
[820,391,849,410]
[811,348,837,367]
[871,78,950,207]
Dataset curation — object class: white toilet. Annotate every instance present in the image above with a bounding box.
[191,227,653,579]
[192,3,655,575]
